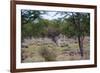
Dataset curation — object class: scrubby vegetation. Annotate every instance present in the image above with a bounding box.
[21,10,90,63]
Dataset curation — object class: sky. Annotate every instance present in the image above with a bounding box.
[41,11,65,20]
[21,10,89,20]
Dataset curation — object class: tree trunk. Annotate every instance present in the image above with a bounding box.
[78,36,84,58]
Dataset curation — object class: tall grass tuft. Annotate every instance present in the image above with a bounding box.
[38,46,57,61]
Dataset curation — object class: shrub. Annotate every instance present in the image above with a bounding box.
[38,46,57,61]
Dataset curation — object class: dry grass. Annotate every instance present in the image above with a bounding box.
[21,37,90,63]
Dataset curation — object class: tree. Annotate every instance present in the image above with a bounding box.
[61,12,90,58]
[21,10,46,42]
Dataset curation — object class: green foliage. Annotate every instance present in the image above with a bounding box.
[21,10,45,24]
[22,22,33,38]
[21,10,90,42]
[60,12,90,38]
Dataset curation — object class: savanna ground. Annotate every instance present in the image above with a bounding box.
[21,37,90,63]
